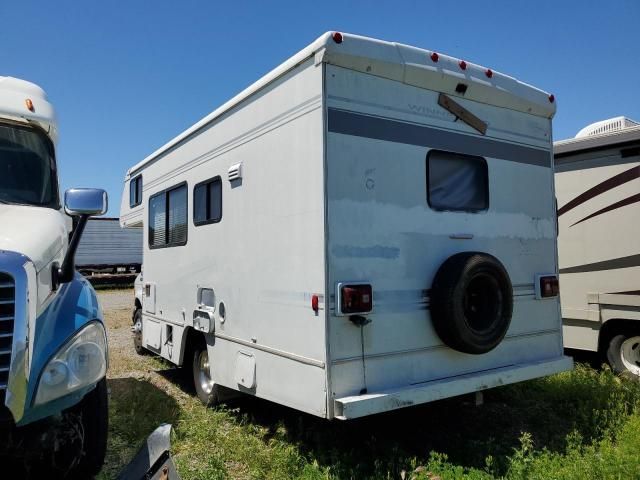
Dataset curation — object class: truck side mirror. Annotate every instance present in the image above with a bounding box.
[64,188,108,216]
[55,188,109,285]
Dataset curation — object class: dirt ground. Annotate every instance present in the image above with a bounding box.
[99,288,139,376]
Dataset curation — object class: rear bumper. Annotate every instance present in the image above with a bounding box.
[333,355,573,419]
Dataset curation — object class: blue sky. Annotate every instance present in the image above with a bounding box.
[1,1,638,214]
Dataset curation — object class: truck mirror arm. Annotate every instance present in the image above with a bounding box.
[56,214,90,284]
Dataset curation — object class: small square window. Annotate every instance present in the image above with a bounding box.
[194,176,222,226]
[427,150,488,212]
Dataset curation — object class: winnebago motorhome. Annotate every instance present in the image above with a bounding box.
[0,76,109,475]
[120,32,572,419]
[555,117,640,377]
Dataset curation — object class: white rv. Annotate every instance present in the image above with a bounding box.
[555,117,640,377]
[121,32,571,419]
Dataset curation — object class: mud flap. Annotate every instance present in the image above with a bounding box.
[117,423,180,480]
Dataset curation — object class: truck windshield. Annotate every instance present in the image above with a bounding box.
[0,121,59,208]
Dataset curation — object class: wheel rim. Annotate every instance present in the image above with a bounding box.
[620,336,640,376]
[463,273,502,333]
[197,349,214,394]
[133,315,142,350]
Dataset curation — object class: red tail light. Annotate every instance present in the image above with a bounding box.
[539,275,559,298]
[311,294,319,312]
[340,284,373,314]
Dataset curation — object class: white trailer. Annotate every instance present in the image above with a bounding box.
[120,32,571,419]
[555,118,640,377]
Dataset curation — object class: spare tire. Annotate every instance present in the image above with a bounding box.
[430,252,513,354]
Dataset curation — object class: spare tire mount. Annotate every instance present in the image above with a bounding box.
[430,252,513,354]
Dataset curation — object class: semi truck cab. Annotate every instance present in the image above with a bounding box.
[0,76,109,477]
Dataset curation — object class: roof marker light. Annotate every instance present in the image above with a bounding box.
[332,32,343,44]
[25,99,34,112]
[430,52,439,62]
[459,60,467,70]
[548,94,555,103]
[485,69,493,78]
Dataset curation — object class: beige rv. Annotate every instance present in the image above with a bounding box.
[555,117,640,377]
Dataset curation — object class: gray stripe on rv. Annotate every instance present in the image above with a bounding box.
[554,155,639,173]
[327,108,551,167]
[327,95,549,144]
[559,254,640,274]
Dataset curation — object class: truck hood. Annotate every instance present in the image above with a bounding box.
[0,205,67,271]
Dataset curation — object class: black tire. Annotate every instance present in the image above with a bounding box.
[192,336,220,406]
[430,252,513,354]
[68,377,108,479]
[606,334,640,379]
[132,308,146,355]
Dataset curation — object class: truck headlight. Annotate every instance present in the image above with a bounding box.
[34,321,107,405]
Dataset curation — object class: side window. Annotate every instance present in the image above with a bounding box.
[193,176,222,226]
[129,174,143,207]
[149,192,166,247]
[149,183,188,248]
[427,150,488,212]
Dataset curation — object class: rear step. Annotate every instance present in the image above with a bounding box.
[334,356,573,419]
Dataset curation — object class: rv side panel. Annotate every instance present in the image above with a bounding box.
[556,140,640,351]
[136,59,329,416]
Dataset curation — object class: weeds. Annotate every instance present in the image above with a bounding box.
[99,290,640,480]
[100,363,640,479]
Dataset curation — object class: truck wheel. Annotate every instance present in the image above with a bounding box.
[69,377,108,479]
[430,252,513,354]
[133,308,146,355]
[192,337,220,406]
[606,334,640,378]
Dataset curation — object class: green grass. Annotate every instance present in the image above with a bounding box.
[100,364,640,480]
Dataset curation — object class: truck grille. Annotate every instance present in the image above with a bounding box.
[0,273,15,404]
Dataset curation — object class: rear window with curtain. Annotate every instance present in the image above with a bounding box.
[427,150,488,212]
[149,183,188,248]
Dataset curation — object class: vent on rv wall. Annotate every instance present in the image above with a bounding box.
[228,162,242,181]
[575,116,640,138]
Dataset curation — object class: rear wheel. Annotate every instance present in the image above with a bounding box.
[192,337,220,406]
[606,334,640,378]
